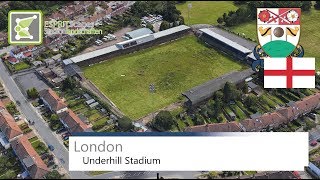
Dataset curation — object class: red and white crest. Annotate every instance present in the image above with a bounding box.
[257,8,301,57]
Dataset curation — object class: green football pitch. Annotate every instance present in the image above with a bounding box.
[83,35,247,119]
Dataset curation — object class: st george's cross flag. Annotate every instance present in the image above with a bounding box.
[264,57,315,88]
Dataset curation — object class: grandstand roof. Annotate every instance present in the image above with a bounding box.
[69,45,119,63]
[153,25,190,39]
[116,34,155,46]
[125,28,153,39]
[205,27,256,51]
[62,25,191,65]
[199,28,252,54]
[182,68,255,106]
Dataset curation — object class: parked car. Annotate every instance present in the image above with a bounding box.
[63,136,69,141]
[56,127,67,134]
[48,144,55,151]
[310,140,317,146]
[317,138,320,143]
[61,132,71,138]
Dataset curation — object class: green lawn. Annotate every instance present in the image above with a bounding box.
[230,104,247,120]
[84,35,246,119]
[13,62,31,71]
[176,1,238,25]
[229,8,320,69]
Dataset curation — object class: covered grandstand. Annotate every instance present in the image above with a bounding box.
[199,28,257,65]
[63,25,191,66]
[182,68,255,107]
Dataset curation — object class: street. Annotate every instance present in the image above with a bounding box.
[0,56,203,179]
[0,59,92,179]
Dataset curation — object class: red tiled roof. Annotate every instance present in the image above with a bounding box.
[0,101,4,108]
[0,102,23,141]
[185,122,242,132]
[8,56,18,63]
[39,88,67,113]
[23,51,32,57]
[239,118,264,132]
[58,109,90,133]
[11,136,49,179]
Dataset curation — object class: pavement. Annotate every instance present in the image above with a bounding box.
[0,59,92,179]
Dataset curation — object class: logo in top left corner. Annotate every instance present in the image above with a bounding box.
[8,10,43,45]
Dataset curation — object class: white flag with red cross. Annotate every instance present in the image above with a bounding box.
[264,57,315,88]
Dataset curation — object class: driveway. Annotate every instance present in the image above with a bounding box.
[14,71,49,97]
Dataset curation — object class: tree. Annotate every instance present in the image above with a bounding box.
[27,87,39,99]
[50,114,59,126]
[214,91,223,102]
[87,5,95,15]
[146,23,154,32]
[244,94,258,108]
[118,116,133,131]
[213,101,222,119]
[62,77,76,91]
[301,1,312,11]
[152,110,174,131]
[242,82,249,94]
[160,21,170,31]
[45,170,63,179]
[223,82,236,103]
[217,17,224,24]
[315,1,320,10]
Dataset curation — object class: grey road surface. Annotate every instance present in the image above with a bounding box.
[0,60,93,179]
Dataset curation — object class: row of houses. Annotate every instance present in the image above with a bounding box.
[39,88,92,133]
[185,92,320,132]
[0,101,50,179]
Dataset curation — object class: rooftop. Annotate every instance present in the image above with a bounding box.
[0,101,23,141]
[125,28,153,39]
[153,25,190,39]
[11,136,50,179]
[182,69,255,105]
[58,109,92,133]
[199,28,252,54]
[39,88,67,112]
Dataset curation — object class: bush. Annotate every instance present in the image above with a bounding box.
[27,87,39,99]
[118,116,133,132]
[151,110,175,131]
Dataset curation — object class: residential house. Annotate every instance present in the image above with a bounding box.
[39,88,68,114]
[58,109,92,133]
[0,101,23,148]
[38,68,54,78]
[44,58,55,66]
[48,11,65,20]
[11,136,50,179]
[185,92,320,133]
[52,54,62,62]
[23,51,33,59]
[8,56,19,65]
[184,122,242,132]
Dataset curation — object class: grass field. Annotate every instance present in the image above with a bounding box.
[13,62,31,71]
[176,1,238,25]
[84,35,246,119]
[229,8,320,69]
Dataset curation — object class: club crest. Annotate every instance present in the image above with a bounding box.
[257,8,301,58]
